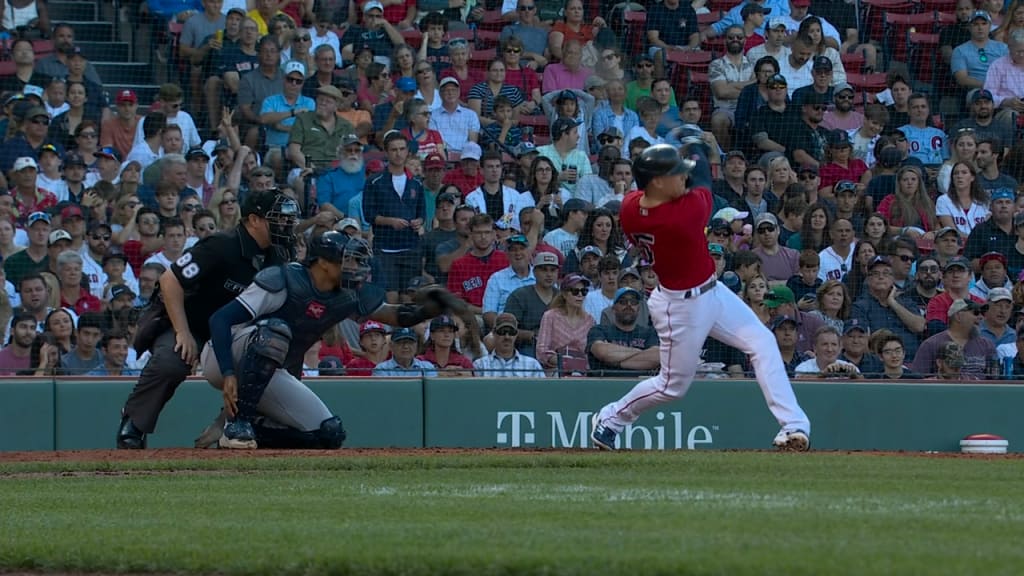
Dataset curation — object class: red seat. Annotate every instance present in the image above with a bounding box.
[935,11,957,26]
[697,11,720,32]
[518,114,550,141]
[665,49,712,72]
[709,0,743,12]
[31,39,54,57]
[861,0,916,46]
[0,61,15,76]
[841,52,866,74]
[682,70,712,121]
[847,72,889,93]
[702,36,726,57]
[624,10,647,57]
[469,47,497,71]
[907,32,940,86]
[477,9,504,33]
[401,30,423,49]
[884,11,939,62]
[919,0,957,11]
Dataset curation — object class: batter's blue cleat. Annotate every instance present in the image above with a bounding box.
[219,418,258,449]
[591,413,618,450]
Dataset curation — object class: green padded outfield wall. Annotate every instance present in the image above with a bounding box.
[0,378,1021,451]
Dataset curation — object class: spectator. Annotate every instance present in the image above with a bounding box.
[777,36,815,97]
[364,131,425,301]
[751,213,799,282]
[4,211,49,287]
[850,256,925,358]
[577,149,632,209]
[978,286,1016,348]
[43,306,74,355]
[908,256,942,311]
[900,94,947,166]
[417,315,473,376]
[438,38,483,104]
[431,77,479,156]
[0,39,35,94]
[937,162,990,239]
[542,39,591,93]
[237,36,285,147]
[770,314,809,377]
[940,129,982,200]
[645,0,700,78]
[822,83,862,132]
[465,152,533,231]
[341,1,404,64]
[795,325,862,377]
[373,328,437,376]
[55,250,101,315]
[818,218,855,282]
[468,59,526,125]
[134,262,164,309]
[913,299,996,378]
[500,1,550,67]
[953,90,1016,153]
[867,331,918,379]
[344,321,391,376]
[808,278,850,332]
[878,165,938,238]
[549,0,603,60]
[33,23,102,85]
[975,139,1018,198]
[60,311,105,374]
[537,118,592,197]
[372,76,418,144]
[24,332,60,377]
[498,251,560,357]
[786,201,830,251]
[586,287,658,376]
[751,73,791,155]
[839,319,883,375]
[10,274,49,336]
[473,312,544,377]
[144,218,188,270]
[708,26,755,151]
[764,284,826,354]
[972,252,1013,301]
[965,190,1016,271]
[0,312,36,375]
[482,234,534,327]
[953,11,1008,98]
[86,331,137,376]
[582,254,620,322]
[447,213,509,315]
[536,273,593,374]
[435,204,476,283]
[743,273,772,324]
[260,60,316,173]
[124,113,166,172]
[926,256,985,335]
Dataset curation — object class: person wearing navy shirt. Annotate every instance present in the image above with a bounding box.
[645,0,700,76]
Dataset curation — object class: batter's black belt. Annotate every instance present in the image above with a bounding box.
[672,277,717,300]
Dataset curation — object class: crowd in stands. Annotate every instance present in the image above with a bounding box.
[2,0,1024,380]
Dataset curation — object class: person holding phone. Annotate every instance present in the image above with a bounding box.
[537,118,592,196]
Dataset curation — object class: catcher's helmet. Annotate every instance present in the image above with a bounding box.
[633,144,696,190]
[307,230,349,263]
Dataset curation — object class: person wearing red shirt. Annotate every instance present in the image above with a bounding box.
[55,249,103,315]
[447,212,509,314]
[442,142,484,196]
[417,314,474,376]
[590,142,811,452]
[344,320,392,376]
[121,207,163,275]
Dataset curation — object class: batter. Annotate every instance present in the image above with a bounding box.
[590,143,812,451]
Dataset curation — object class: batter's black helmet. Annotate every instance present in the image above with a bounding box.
[633,144,696,190]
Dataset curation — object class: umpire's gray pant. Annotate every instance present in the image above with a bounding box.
[200,326,332,432]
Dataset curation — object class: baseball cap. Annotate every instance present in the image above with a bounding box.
[584,76,607,90]
[226,7,247,17]
[934,226,959,239]
[158,83,182,103]
[948,298,982,318]
[551,117,582,141]
[768,17,788,29]
[812,56,833,71]
[27,211,50,226]
[430,314,457,330]
[792,0,810,6]
[938,341,965,368]
[284,60,306,77]
[970,88,995,104]
[944,256,971,272]
[800,90,830,106]
[339,134,361,148]
[1015,212,1024,229]
[769,314,798,331]
[185,146,210,161]
[603,199,622,214]
[798,164,819,175]
[618,267,641,281]
[13,156,37,171]
[708,242,725,256]
[843,318,870,335]
[38,143,60,158]
[556,89,578,102]
[764,285,796,308]
[867,255,892,270]
[971,9,991,22]
[507,234,529,246]
[828,130,852,148]
[396,77,417,92]
[991,188,1015,202]
[563,198,591,214]
[532,252,559,268]
[877,147,903,168]
[96,146,122,162]
[109,284,135,302]
[62,152,86,168]
[988,287,1013,304]
[599,127,624,140]
[391,327,418,342]
[766,73,788,87]
[561,273,589,289]
[613,287,642,303]
[740,3,771,17]
[579,245,604,260]
[494,312,519,331]
[48,229,72,245]
[88,220,112,234]
[317,356,345,376]
[359,320,387,336]
[363,0,384,12]
[834,180,858,196]
[316,85,345,101]
[115,89,137,104]
[102,247,128,265]
[406,276,430,292]
[60,205,84,220]
[439,76,460,89]
[435,191,459,206]
[512,142,538,158]
[22,85,43,101]
[709,218,731,232]
[336,217,360,231]
[980,251,1007,267]
[754,213,779,228]
[424,153,446,170]
[724,150,747,162]
[713,207,748,222]
[460,141,482,161]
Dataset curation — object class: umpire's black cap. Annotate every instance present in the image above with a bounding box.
[633,144,695,190]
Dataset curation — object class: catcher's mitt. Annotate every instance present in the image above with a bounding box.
[414,285,469,316]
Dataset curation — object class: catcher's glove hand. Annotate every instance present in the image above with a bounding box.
[414,285,468,316]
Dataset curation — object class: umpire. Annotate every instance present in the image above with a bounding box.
[116,188,299,449]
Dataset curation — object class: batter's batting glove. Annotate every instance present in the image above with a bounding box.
[414,285,469,317]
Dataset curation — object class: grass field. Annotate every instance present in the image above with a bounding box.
[1,451,1022,576]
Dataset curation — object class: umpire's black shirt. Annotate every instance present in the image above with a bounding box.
[170,225,280,343]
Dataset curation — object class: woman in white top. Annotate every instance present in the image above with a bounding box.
[937,129,978,195]
[0,0,48,36]
[936,161,990,238]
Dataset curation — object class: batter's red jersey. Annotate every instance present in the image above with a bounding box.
[619,187,716,290]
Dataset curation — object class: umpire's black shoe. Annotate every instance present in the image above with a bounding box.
[116,416,147,449]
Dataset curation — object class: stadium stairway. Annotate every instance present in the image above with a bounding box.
[48,1,160,104]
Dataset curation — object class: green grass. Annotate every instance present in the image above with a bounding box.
[1,452,1022,575]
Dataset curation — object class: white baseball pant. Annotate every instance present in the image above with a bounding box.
[597,279,811,434]
[200,326,333,432]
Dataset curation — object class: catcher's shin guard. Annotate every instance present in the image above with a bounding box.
[253,416,347,449]
[237,319,292,420]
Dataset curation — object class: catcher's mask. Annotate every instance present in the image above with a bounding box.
[266,194,299,248]
[339,236,372,288]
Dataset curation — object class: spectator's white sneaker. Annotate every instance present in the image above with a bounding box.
[773,429,810,452]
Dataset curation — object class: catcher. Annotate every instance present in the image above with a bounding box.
[200,231,465,449]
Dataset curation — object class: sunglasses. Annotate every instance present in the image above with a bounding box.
[90,234,111,241]
[340,90,354,97]
[603,53,618,60]
[286,77,304,85]
[505,47,522,54]
[518,4,536,10]
[810,105,825,111]
[220,198,237,205]
[495,327,517,336]
[617,298,640,307]
[31,117,49,126]
[725,35,744,40]
[599,136,618,144]
[568,287,589,296]
[894,254,914,263]
[757,225,776,233]
[294,35,311,42]
[197,224,217,232]
[377,71,391,78]
[798,173,817,180]
[637,62,654,68]
[182,204,201,211]
[417,68,433,74]
[711,230,730,237]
